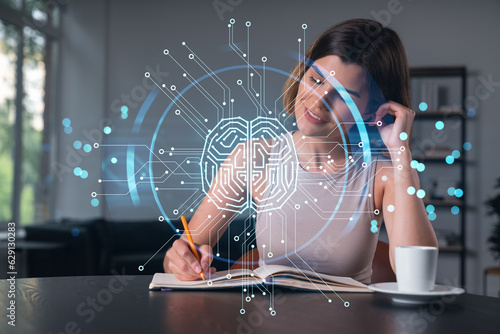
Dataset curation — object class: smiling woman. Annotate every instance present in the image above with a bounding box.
[163,18,438,284]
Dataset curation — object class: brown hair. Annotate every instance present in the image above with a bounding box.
[282,18,410,116]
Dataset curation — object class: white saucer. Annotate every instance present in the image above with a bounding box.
[368,282,465,305]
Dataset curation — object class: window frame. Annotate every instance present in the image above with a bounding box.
[0,0,61,226]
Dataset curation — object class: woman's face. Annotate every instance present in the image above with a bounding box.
[293,55,371,139]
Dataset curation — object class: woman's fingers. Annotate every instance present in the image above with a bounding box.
[199,244,213,272]
[165,240,216,280]
[169,239,202,276]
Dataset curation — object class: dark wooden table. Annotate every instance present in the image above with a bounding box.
[1,275,499,334]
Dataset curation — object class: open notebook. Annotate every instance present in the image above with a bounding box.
[149,264,372,292]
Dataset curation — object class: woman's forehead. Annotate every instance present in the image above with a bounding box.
[312,55,368,93]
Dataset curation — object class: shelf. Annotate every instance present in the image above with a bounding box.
[424,200,463,207]
[415,111,465,119]
[410,66,466,77]
[412,155,464,163]
[439,245,463,253]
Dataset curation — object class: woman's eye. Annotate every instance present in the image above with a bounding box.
[310,76,323,85]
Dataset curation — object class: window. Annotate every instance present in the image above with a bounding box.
[0,0,60,226]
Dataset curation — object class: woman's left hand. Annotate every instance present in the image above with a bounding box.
[373,101,415,151]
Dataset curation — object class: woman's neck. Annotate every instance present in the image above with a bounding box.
[292,130,350,174]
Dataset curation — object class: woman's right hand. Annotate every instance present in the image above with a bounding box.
[164,239,216,281]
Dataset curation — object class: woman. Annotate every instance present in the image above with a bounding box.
[163,18,438,283]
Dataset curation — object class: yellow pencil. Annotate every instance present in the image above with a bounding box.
[181,215,205,280]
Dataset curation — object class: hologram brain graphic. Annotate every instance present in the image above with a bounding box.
[201,117,298,213]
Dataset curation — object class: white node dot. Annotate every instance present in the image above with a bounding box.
[350,217,353,221]
[98,179,102,183]
[368,194,372,197]
[314,199,318,202]
[298,38,302,42]
[187,160,190,164]
[262,244,266,248]
[169,153,172,156]
[181,181,184,185]
[208,215,211,218]
[281,240,284,243]
[305,200,308,204]
[140,177,143,180]
[243,53,246,57]
[205,119,208,122]
[155,187,158,191]
[381,175,387,181]
[165,170,169,174]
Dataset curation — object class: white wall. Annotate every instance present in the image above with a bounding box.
[54,0,500,295]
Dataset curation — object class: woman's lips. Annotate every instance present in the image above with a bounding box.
[304,107,327,124]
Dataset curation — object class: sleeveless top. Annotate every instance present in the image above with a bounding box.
[255,131,381,284]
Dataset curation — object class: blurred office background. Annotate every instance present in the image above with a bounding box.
[0,0,499,296]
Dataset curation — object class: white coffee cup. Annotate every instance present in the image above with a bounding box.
[395,246,438,292]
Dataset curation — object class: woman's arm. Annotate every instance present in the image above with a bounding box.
[375,101,438,272]
[163,141,250,278]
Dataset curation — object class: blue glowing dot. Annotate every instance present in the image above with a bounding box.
[467,109,476,117]
[435,121,444,130]
[451,206,460,215]
[83,144,92,153]
[121,105,129,113]
[111,157,118,164]
[371,219,378,226]
[103,126,112,135]
[416,189,426,199]
[407,186,416,195]
[62,118,71,127]
[121,113,128,120]
[454,188,463,198]
[399,132,408,141]
[73,167,82,176]
[71,228,80,237]
[387,205,395,212]
[426,204,435,213]
[416,163,426,172]
[428,212,437,221]
[80,170,88,179]
[410,160,419,169]
[73,140,82,149]
[64,126,73,134]
[370,225,378,233]
[452,150,461,159]
[447,187,456,196]
[91,198,99,207]
[463,142,472,151]
[419,102,428,111]
[445,156,455,164]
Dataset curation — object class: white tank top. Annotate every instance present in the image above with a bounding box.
[255,131,381,283]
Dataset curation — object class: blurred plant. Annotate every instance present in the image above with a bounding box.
[485,178,500,260]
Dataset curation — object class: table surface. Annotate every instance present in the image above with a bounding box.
[1,275,500,334]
